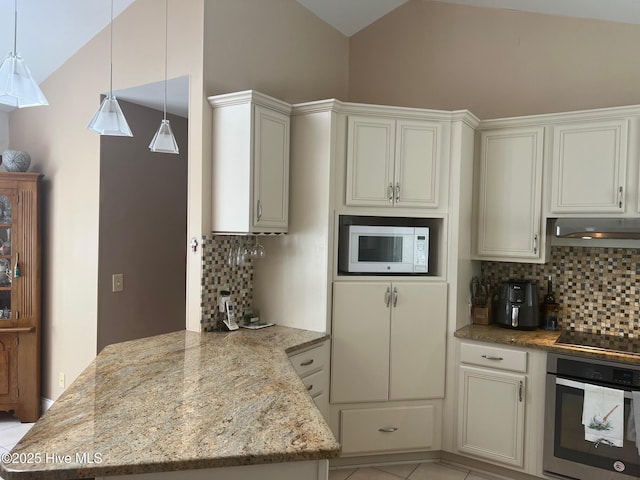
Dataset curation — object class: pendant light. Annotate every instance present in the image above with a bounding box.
[149,0,179,154]
[87,0,132,137]
[0,0,48,108]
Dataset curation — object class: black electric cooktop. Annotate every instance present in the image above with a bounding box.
[555,329,640,356]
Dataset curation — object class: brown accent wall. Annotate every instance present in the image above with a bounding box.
[349,0,640,119]
[97,100,187,352]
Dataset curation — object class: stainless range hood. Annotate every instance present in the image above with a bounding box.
[555,218,640,240]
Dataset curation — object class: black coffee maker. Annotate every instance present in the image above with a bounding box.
[494,280,539,330]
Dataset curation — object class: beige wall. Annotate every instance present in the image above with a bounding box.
[7,0,348,401]
[9,0,205,400]
[0,113,7,152]
[203,0,349,104]
[349,0,640,119]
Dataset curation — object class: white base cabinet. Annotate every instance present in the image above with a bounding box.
[289,341,330,421]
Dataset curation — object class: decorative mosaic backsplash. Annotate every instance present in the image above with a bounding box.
[481,246,640,338]
[201,235,254,331]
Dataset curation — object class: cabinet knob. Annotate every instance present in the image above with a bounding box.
[300,359,314,367]
[481,355,504,361]
[306,384,313,391]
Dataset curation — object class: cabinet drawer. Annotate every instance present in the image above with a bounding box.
[289,341,329,377]
[460,342,527,373]
[340,405,435,455]
[301,369,328,398]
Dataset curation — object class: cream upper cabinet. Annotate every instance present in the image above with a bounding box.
[331,281,447,404]
[208,91,291,234]
[474,126,545,262]
[346,116,443,209]
[550,119,628,214]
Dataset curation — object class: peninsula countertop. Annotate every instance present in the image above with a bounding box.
[1,326,340,479]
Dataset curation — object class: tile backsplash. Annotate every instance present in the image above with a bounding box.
[201,235,254,330]
[481,246,640,337]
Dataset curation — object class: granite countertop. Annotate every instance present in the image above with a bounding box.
[455,323,640,365]
[1,326,339,480]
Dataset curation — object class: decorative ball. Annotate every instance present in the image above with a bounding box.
[2,150,31,172]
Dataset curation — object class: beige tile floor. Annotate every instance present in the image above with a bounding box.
[330,461,501,480]
[0,412,35,480]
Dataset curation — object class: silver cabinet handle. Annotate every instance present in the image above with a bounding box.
[519,381,523,402]
[306,384,313,391]
[378,427,398,433]
[387,183,393,203]
[533,234,538,254]
[257,200,263,221]
[481,355,504,361]
[618,186,623,208]
[395,182,400,202]
[300,359,313,367]
[392,286,398,307]
[385,287,391,307]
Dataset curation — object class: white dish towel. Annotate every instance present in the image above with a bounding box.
[582,384,624,447]
[625,391,640,454]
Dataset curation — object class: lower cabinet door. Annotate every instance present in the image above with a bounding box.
[457,365,525,467]
[340,405,435,455]
[0,333,18,403]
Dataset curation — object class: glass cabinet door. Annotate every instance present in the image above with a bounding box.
[0,194,13,322]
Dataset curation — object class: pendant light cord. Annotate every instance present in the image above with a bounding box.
[109,0,114,96]
[163,0,168,121]
[12,0,17,55]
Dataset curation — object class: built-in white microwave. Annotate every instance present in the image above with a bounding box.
[339,225,429,274]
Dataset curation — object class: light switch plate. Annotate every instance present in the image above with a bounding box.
[112,273,124,292]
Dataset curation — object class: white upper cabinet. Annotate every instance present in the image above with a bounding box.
[346,116,443,209]
[474,127,545,261]
[550,119,628,214]
[208,91,291,234]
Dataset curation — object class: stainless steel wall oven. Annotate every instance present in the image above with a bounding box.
[545,353,640,480]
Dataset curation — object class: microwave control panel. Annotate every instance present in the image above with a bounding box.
[413,227,429,272]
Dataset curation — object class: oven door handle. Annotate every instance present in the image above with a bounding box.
[556,376,634,399]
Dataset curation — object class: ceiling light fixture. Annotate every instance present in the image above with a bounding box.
[88,0,132,136]
[149,0,179,154]
[0,0,48,108]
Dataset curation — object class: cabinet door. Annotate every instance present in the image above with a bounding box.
[390,282,447,400]
[253,105,290,230]
[551,119,628,213]
[394,120,442,208]
[0,333,18,403]
[345,116,395,207]
[476,127,544,260]
[331,282,390,403]
[458,365,525,467]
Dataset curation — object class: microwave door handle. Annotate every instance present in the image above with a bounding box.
[555,377,633,399]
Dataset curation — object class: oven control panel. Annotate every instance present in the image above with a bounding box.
[556,357,640,388]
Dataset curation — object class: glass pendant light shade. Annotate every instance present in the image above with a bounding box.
[88,0,133,137]
[87,94,133,136]
[149,119,179,154]
[0,0,48,108]
[149,0,179,155]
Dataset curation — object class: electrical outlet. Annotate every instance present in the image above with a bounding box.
[58,372,65,389]
[112,273,124,292]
